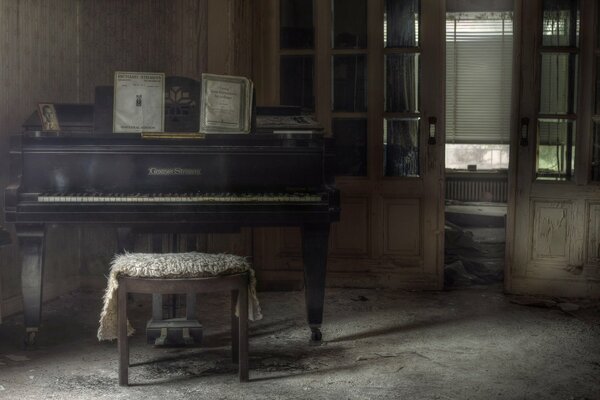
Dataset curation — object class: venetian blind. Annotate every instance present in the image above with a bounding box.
[445,12,513,144]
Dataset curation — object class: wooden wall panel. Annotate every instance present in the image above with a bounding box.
[0,0,210,316]
[382,198,421,257]
[587,203,600,265]
[329,196,370,258]
[0,0,80,316]
[78,0,208,102]
[77,0,209,282]
[531,201,571,261]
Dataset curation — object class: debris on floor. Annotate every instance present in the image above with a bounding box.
[444,220,504,287]
[509,295,600,316]
[0,288,599,399]
[5,355,30,362]
[509,296,558,309]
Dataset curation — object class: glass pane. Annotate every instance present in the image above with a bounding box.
[280,56,314,111]
[445,144,510,170]
[446,12,514,145]
[593,121,600,181]
[385,54,419,113]
[384,118,420,177]
[332,55,367,112]
[385,0,420,47]
[537,118,576,180]
[332,118,367,176]
[542,0,579,47]
[280,0,314,49]
[333,0,367,49]
[540,53,578,114]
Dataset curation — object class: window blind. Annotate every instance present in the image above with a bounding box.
[445,12,513,144]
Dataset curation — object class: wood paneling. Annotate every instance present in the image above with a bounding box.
[531,201,571,260]
[77,0,209,281]
[330,196,370,257]
[0,1,80,314]
[78,0,208,101]
[0,0,210,316]
[587,203,600,265]
[382,198,421,257]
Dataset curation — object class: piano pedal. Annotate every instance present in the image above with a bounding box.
[182,328,194,346]
[155,328,168,346]
[146,318,203,346]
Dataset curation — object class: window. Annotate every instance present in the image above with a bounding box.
[279,0,315,112]
[446,144,509,170]
[445,11,513,170]
[384,0,421,177]
[331,0,368,177]
[536,0,579,181]
[276,0,427,178]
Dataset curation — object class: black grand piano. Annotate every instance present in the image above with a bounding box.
[4,100,340,346]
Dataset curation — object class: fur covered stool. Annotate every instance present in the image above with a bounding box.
[97,252,262,385]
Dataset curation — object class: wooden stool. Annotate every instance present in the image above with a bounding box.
[117,272,249,385]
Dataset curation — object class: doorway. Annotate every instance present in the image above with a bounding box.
[443,1,514,289]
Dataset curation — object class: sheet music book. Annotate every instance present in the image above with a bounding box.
[113,71,165,133]
[256,114,323,134]
[200,73,253,133]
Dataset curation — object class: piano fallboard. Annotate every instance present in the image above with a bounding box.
[15,133,326,195]
[5,132,340,226]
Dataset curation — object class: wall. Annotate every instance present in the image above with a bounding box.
[0,0,209,318]
[0,0,81,319]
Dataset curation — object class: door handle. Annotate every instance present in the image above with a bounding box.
[428,117,437,145]
[520,117,529,146]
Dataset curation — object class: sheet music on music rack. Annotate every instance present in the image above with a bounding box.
[113,71,165,133]
[256,114,323,134]
[200,73,253,134]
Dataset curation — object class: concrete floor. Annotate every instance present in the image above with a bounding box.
[0,287,599,400]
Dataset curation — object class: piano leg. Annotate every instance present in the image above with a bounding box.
[17,224,46,347]
[301,223,330,343]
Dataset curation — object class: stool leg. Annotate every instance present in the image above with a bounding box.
[238,284,248,382]
[118,283,129,386]
[231,290,239,363]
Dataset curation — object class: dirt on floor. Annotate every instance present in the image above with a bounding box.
[0,287,599,400]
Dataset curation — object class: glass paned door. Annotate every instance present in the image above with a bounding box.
[331,0,368,177]
[384,0,421,177]
[536,0,579,181]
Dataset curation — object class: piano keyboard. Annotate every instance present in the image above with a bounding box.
[37,192,323,203]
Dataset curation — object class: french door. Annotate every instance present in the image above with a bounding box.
[508,0,600,296]
[253,0,446,289]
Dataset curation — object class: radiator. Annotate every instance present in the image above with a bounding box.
[445,171,508,203]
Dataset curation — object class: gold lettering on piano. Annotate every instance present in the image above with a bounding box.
[147,167,202,176]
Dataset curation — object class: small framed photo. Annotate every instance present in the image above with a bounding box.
[37,103,60,131]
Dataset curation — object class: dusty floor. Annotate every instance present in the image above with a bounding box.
[0,287,599,400]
